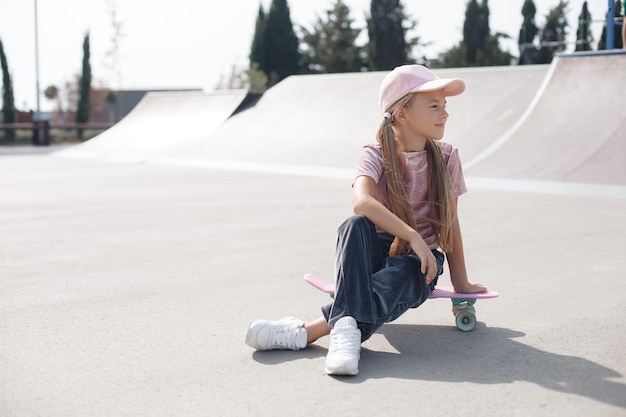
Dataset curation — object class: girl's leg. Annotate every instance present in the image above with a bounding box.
[323,215,387,330]
[304,317,330,344]
[323,214,444,341]
[367,251,444,329]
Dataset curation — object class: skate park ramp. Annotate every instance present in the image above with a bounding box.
[465,51,626,187]
[55,90,249,163]
[53,53,625,197]
[155,65,549,177]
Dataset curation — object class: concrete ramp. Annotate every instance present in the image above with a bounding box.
[51,56,624,193]
[55,90,248,163]
[442,65,549,162]
[157,65,548,175]
[465,52,626,186]
[156,72,384,175]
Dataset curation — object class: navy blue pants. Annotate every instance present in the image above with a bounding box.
[321,215,444,342]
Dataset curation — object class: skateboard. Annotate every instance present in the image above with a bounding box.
[304,273,498,332]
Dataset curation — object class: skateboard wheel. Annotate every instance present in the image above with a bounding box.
[455,311,476,332]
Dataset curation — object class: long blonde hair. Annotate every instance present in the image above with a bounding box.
[377,93,457,255]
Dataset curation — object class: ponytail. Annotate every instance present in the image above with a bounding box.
[377,94,416,256]
[424,138,456,252]
[377,94,457,255]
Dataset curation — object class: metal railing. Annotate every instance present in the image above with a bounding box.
[0,122,114,145]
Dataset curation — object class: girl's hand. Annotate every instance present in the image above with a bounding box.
[410,235,438,285]
[453,281,488,294]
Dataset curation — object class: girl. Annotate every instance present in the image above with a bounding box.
[245,65,487,376]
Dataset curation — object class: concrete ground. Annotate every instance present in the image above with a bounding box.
[1,151,625,416]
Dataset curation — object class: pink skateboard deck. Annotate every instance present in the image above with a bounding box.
[304,273,498,331]
[304,273,498,299]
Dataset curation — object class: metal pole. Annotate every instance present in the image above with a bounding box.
[34,0,43,144]
[607,0,615,49]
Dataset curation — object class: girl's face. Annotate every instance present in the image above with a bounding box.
[397,90,449,148]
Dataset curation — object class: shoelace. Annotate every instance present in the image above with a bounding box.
[271,325,301,349]
[330,329,360,352]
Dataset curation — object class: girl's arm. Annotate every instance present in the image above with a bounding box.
[352,175,439,284]
[446,198,487,293]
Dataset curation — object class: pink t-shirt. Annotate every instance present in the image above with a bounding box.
[355,142,467,249]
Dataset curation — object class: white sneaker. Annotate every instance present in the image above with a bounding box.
[246,317,308,351]
[324,316,361,375]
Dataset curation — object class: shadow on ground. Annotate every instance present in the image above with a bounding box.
[373,324,625,409]
[252,323,626,409]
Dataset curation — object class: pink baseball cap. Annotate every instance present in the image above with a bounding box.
[379,65,465,115]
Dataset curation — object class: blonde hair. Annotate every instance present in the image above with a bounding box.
[377,93,457,255]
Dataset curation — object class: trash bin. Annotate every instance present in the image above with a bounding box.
[32,120,50,146]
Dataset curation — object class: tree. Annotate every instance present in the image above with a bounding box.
[44,85,58,101]
[575,1,593,51]
[60,77,80,124]
[481,32,513,65]
[262,0,299,86]
[598,0,623,49]
[463,0,489,65]
[249,4,267,73]
[248,4,270,91]
[518,0,540,64]
[300,0,364,74]
[215,62,269,94]
[536,1,569,64]
[0,38,16,142]
[245,63,269,93]
[44,84,59,120]
[75,32,92,139]
[367,0,417,70]
[104,0,125,88]
[45,84,72,125]
[441,0,512,67]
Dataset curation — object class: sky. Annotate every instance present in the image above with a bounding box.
[0,0,612,112]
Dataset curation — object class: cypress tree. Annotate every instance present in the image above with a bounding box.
[263,0,299,85]
[0,38,16,142]
[76,32,92,139]
[463,0,486,65]
[367,0,415,70]
[575,1,593,51]
[536,1,569,64]
[442,0,511,67]
[300,0,364,73]
[249,4,267,73]
[518,0,539,64]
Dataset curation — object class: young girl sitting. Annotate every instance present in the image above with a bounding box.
[245,64,487,376]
